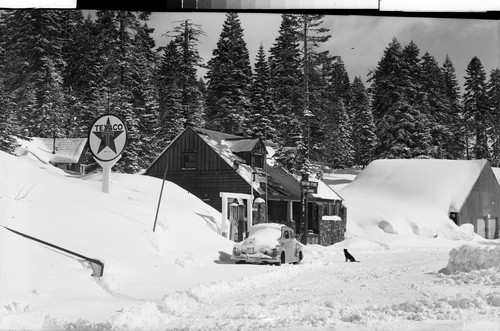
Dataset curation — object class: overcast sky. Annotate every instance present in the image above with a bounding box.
[148,12,499,90]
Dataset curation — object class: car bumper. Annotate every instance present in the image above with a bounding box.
[231,252,279,264]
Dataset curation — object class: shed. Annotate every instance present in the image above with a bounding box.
[145,127,346,245]
[15,137,88,173]
[340,159,500,239]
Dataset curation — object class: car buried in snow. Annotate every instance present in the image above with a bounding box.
[231,223,303,266]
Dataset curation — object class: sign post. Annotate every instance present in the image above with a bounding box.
[88,114,128,193]
[299,175,318,244]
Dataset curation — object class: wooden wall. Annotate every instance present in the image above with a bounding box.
[459,163,500,238]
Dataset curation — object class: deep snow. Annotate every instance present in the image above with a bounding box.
[1,149,499,330]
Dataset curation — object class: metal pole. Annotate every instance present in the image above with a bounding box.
[153,164,169,233]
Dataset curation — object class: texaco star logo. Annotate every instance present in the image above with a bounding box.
[88,114,128,162]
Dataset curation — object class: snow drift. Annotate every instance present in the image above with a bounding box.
[0,149,234,327]
[440,244,500,274]
[339,159,488,239]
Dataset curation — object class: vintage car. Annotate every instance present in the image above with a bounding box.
[231,223,303,265]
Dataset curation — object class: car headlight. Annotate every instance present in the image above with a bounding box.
[233,246,241,256]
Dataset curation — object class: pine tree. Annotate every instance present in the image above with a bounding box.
[376,98,433,159]
[420,52,453,158]
[370,38,436,159]
[297,14,331,118]
[350,76,377,166]
[463,56,490,159]
[329,57,351,105]
[400,41,421,104]
[323,99,354,168]
[369,38,404,120]
[488,68,500,165]
[0,20,18,153]
[167,19,205,128]
[158,19,205,148]
[205,13,252,134]
[269,14,302,145]
[249,44,276,140]
[2,10,68,138]
[157,81,185,146]
[442,55,465,159]
[296,14,331,167]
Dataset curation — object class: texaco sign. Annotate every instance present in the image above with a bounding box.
[88,114,128,162]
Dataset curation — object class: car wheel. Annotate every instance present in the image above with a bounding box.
[280,252,286,265]
[293,251,303,264]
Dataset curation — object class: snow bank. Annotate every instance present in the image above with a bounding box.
[0,150,234,326]
[439,244,500,274]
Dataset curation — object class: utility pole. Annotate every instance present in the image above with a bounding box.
[300,174,309,245]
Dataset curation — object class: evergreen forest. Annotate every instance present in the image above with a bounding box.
[1,10,499,175]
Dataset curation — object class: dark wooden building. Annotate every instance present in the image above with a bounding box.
[145,127,346,245]
[453,160,500,239]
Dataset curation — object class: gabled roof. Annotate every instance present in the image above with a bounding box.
[16,137,87,164]
[492,167,500,186]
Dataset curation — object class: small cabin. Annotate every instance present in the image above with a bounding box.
[16,137,88,174]
[145,127,346,245]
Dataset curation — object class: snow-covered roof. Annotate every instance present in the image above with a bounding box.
[264,159,343,201]
[345,159,488,212]
[492,167,500,186]
[192,128,342,201]
[15,137,87,164]
[226,138,261,153]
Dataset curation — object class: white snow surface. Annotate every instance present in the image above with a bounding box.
[1,150,500,331]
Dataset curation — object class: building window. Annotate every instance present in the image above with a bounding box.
[253,152,263,169]
[182,153,196,169]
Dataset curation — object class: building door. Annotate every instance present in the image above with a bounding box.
[477,218,486,238]
[486,218,497,239]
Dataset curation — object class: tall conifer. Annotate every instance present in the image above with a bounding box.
[442,55,465,159]
[350,77,377,166]
[249,44,276,140]
[488,68,500,165]
[205,13,252,134]
[463,56,490,159]
[269,14,302,145]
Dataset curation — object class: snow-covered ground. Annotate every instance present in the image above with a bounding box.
[1,149,499,330]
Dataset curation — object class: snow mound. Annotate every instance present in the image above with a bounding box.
[440,244,500,274]
[0,150,234,327]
